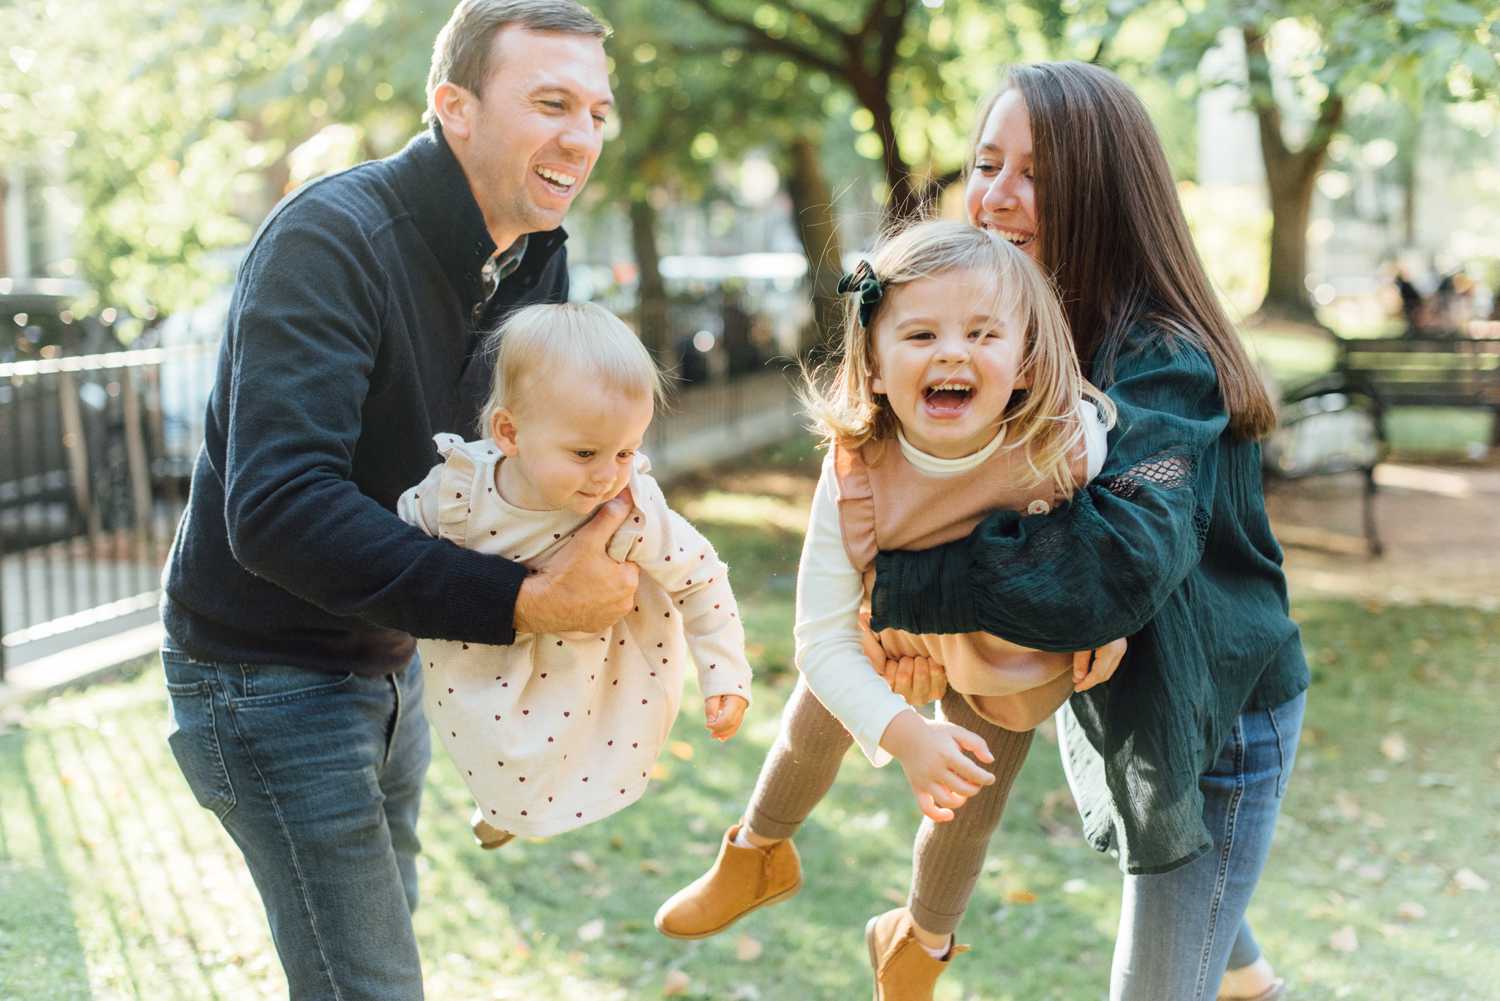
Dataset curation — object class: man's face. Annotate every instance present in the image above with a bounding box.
[458,27,613,243]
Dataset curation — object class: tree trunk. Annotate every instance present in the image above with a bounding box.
[1399,113,1419,247]
[858,84,921,224]
[1261,168,1320,323]
[628,198,671,362]
[1244,28,1343,327]
[784,134,846,355]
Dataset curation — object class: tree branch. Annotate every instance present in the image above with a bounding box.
[775,0,851,47]
[1242,26,1289,166]
[682,0,846,78]
[875,0,911,81]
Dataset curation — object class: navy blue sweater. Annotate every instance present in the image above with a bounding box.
[162,127,568,675]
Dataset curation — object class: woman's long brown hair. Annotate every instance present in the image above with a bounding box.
[986,61,1276,439]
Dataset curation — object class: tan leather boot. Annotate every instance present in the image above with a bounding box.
[470,811,514,850]
[865,907,969,1001]
[654,824,802,939]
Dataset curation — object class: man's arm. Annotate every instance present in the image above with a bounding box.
[871,341,1228,651]
[220,206,530,645]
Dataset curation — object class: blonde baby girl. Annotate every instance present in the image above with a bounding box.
[398,302,751,848]
[656,220,1123,998]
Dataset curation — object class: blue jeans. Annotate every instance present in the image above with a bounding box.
[163,648,431,1001]
[1108,692,1306,1001]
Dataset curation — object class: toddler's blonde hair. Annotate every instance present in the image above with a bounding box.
[803,219,1115,495]
[477,302,665,435]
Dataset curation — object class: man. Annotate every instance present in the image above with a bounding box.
[160,3,630,997]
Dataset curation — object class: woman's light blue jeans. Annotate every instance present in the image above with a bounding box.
[1103,692,1306,1001]
[162,648,431,1001]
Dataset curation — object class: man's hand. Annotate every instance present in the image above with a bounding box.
[1072,637,1127,692]
[512,488,638,635]
[858,613,947,706]
[879,710,995,823]
[704,694,748,741]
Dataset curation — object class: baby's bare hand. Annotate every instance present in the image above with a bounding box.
[704,694,748,741]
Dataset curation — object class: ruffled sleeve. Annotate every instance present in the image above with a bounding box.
[831,443,879,573]
[431,433,482,547]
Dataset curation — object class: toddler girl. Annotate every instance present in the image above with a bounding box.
[398,302,751,848]
[655,220,1122,998]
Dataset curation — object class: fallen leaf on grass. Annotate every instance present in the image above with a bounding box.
[577,919,605,943]
[639,859,666,876]
[650,763,670,781]
[1451,868,1491,893]
[1396,901,1426,921]
[1328,926,1359,953]
[1379,733,1408,763]
[662,970,692,996]
[669,740,695,761]
[1005,889,1037,905]
[735,935,763,961]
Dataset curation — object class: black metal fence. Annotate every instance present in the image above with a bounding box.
[0,341,216,679]
[0,348,798,681]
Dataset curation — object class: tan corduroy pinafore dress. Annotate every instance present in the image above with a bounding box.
[832,437,1084,731]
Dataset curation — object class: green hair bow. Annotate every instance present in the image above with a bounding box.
[836,260,884,329]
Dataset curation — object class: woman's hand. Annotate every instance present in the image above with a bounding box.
[1073,637,1128,692]
[858,613,948,706]
[878,710,995,823]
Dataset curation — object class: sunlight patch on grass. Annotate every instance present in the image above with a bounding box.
[679,489,810,535]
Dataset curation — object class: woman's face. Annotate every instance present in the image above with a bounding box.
[965,89,1039,260]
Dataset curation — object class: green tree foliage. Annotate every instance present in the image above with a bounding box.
[1161,0,1500,324]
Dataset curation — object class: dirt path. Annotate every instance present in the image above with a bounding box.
[1267,461,1500,610]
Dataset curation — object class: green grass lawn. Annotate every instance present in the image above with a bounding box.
[2,439,1497,1000]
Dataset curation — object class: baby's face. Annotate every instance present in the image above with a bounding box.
[494,384,653,514]
[870,267,1027,459]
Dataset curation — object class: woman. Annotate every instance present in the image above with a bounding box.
[869,61,1307,1001]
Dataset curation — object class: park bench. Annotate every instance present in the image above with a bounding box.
[1263,334,1500,557]
[1338,334,1500,446]
[1263,371,1387,556]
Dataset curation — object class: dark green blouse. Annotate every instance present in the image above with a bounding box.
[870,333,1309,875]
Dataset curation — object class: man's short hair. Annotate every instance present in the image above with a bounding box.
[425,0,609,124]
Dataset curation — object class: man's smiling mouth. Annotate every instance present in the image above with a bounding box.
[535,166,578,194]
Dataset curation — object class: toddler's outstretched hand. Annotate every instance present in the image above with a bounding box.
[704,694,748,741]
[880,710,995,824]
[1073,637,1128,692]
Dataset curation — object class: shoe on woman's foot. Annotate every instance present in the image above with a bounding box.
[1216,981,1286,1001]
[865,907,968,1001]
[654,824,801,939]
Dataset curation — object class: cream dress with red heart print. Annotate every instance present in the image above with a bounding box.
[398,434,752,838]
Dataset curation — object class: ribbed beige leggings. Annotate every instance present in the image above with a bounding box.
[744,680,1033,935]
